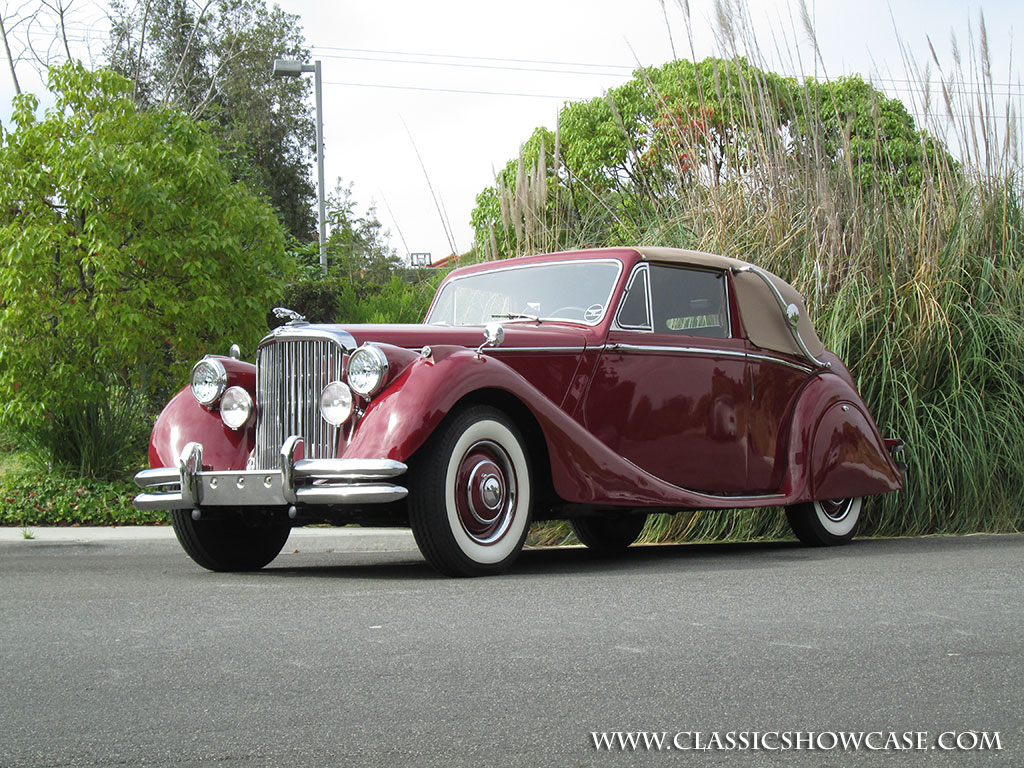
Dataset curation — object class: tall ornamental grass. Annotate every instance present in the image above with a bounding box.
[488,5,1023,544]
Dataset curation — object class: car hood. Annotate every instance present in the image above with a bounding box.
[320,322,592,352]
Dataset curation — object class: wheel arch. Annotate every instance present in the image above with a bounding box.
[781,373,903,502]
[446,387,556,508]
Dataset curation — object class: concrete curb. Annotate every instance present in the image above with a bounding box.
[0,525,419,553]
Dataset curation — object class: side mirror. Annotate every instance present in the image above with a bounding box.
[476,322,505,356]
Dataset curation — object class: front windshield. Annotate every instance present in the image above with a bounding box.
[426,260,622,326]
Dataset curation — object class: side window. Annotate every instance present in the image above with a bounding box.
[649,265,729,338]
[616,267,651,329]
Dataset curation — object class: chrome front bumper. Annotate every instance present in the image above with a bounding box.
[133,436,408,511]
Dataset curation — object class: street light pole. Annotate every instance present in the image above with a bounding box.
[273,58,327,275]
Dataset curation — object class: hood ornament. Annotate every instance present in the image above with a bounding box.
[272,307,308,326]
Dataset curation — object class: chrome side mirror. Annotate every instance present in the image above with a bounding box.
[476,322,505,357]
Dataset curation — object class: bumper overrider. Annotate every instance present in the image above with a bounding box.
[133,436,408,512]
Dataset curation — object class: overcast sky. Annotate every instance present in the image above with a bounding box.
[2,0,1021,263]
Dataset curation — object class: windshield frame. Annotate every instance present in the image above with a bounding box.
[425,258,625,327]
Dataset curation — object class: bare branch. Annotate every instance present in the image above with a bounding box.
[160,0,213,108]
[0,10,21,94]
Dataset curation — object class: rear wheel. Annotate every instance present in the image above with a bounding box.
[169,509,291,571]
[785,497,863,546]
[570,514,647,553]
[408,405,532,577]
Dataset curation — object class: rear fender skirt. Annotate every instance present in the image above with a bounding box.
[780,374,904,501]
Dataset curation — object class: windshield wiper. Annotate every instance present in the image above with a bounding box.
[491,313,541,323]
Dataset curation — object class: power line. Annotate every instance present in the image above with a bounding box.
[312,51,630,79]
[310,44,637,72]
[323,79,577,100]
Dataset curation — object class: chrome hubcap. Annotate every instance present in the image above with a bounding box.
[456,440,516,545]
[819,498,853,522]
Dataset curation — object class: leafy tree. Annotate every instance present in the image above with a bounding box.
[794,75,951,202]
[323,180,401,285]
[106,0,316,239]
[473,57,950,258]
[282,179,420,324]
[0,62,290,474]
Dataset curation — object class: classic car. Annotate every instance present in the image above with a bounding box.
[135,246,904,576]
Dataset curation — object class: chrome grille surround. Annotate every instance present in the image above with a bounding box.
[254,327,357,470]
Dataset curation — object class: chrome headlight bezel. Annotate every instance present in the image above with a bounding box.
[190,358,228,406]
[347,344,389,398]
[219,386,253,430]
[319,381,354,426]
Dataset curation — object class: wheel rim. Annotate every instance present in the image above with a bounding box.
[454,439,517,545]
[818,498,854,523]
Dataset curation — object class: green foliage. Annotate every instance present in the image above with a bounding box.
[324,181,403,284]
[795,76,950,202]
[0,62,290,475]
[279,179,441,326]
[25,386,150,479]
[107,0,316,239]
[473,57,948,260]
[0,470,162,526]
[477,47,1024,542]
[282,274,439,326]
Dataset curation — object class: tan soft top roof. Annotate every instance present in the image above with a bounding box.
[636,247,825,359]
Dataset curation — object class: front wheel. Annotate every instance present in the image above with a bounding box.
[169,509,291,571]
[408,405,533,577]
[785,497,863,546]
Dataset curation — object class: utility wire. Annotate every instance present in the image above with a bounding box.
[323,79,578,100]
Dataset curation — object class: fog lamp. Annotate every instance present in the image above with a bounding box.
[320,381,354,426]
[220,386,253,430]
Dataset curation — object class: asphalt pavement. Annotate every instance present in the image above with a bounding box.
[1,530,1021,767]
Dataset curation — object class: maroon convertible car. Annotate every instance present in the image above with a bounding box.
[135,247,904,576]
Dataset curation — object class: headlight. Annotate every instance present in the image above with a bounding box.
[320,381,353,425]
[191,358,227,406]
[347,345,389,397]
[219,386,253,430]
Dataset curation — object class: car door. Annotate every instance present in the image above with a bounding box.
[581,262,751,494]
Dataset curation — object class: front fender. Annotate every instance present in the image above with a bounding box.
[148,356,256,471]
[149,387,255,470]
[782,373,903,502]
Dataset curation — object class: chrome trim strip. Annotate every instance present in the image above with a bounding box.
[484,346,587,354]
[730,265,830,369]
[745,351,814,373]
[259,325,359,352]
[614,264,653,332]
[608,343,748,361]
[606,343,813,372]
[426,258,624,327]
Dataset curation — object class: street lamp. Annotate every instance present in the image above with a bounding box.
[273,58,327,275]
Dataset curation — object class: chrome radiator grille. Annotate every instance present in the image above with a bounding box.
[254,337,346,469]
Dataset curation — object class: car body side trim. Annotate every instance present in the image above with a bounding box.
[607,343,813,373]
